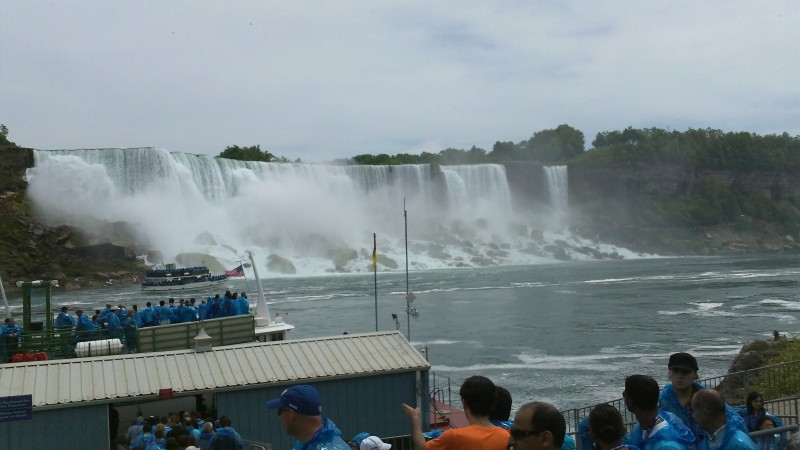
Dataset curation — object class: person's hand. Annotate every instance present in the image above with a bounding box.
[402,403,421,421]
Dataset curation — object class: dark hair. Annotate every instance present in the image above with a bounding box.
[459,376,496,417]
[523,402,566,448]
[757,416,777,429]
[490,386,512,421]
[219,415,232,427]
[589,404,626,445]
[747,391,764,412]
[625,375,660,410]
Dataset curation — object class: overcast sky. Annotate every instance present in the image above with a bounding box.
[2,1,798,162]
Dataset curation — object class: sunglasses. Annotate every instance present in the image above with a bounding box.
[669,367,694,375]
[509,427,544,440]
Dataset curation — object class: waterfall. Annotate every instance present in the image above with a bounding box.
[25,148,637,274]
[543,165,568,214]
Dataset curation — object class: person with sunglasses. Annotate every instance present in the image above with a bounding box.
[401,375,509,450]
[507,402,566,450]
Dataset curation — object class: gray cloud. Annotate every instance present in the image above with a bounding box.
[1,0,798,162]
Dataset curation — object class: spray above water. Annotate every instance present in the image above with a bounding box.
[26,148,643,275]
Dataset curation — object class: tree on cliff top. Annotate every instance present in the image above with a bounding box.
[217,145,275,162]
[0,124,19,148]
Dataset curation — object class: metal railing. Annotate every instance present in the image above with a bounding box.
[427,359,800,435]
[243,440,270,450]
[560,359,800,434]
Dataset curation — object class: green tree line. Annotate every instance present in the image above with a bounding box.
[346,126,800,172]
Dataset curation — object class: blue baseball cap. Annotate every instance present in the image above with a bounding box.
[266,385,322,416]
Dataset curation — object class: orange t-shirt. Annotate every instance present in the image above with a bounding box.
[425,425,510,450]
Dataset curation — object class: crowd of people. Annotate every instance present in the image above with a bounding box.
[113,410,245,450]
[251,352,798,450]
[49,290,252,353]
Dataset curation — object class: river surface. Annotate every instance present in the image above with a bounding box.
[12,252,800,411]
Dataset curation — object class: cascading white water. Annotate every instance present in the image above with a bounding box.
[26,148,641,275]
[543,165,568,214]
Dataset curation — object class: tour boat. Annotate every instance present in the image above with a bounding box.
[140,263,228,292]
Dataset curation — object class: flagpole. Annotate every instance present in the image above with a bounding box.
[238,259,251,292]
[373,233,378,332]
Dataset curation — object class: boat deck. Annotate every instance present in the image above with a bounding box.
[429,398,469,430]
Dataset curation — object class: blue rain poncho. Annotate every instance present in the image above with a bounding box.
[626,410,696,450]
[236,296,250,316]
[207,426,245,450]
[129,431,158,450]
[659,382,747,444]
[292,418,350,450]
[734,408,783,433]
[106,313,123,339]
[55,311,75,328]
[695,420,758,450]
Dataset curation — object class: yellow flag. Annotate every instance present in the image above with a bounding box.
[371,237,377,270]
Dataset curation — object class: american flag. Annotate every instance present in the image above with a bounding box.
[224,265,245,277]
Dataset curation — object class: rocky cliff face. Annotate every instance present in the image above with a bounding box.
[568,164,800,202]
[0,148,146,293]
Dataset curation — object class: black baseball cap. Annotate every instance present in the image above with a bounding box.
[668,352,698,372]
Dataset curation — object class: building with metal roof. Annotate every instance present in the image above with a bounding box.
[0,331,431,449]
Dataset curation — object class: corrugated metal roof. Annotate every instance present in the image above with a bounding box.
[0,331,429,409]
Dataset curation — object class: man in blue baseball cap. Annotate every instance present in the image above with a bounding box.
[267,384,350,450]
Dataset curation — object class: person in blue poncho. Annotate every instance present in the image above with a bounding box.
[735,392,783,433]
[751,416,784,450]
[55,306,76,328]
[141,302,155,327]
[2,317,23,362]
[267,384,350,450]
[658,352,747,445]
[207,415,245,450]
[624,374,695,450]
[691,390,757,450]
[74,309,100,341]
[236,292,250,316]
[586,404,640,450]
[106,307,123,339]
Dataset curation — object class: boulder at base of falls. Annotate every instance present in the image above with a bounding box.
[268,254,297,274]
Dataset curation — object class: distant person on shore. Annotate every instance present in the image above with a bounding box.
[772,330,779,341]
[402,375,508,450]
[736,392,783,432]
[267,384,349,450]
[55,306,75,328]
[691,390,757,450]
[506,401,565,450]
[658,352,746,443]
[624,374,695,450]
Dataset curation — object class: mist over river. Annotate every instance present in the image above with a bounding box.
[20,252,800,412]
